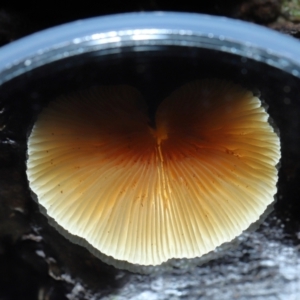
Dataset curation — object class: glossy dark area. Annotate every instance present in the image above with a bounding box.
[0,45,299,299]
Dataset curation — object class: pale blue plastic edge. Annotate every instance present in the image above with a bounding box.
[0,12,300,77]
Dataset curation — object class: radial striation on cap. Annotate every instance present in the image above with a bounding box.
[27,79,281,266]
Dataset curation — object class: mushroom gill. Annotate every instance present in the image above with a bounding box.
[26,79,281,266]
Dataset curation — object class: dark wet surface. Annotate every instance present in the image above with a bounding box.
[0,45,299,299]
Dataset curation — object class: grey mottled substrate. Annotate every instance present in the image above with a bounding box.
[64,219,300,300]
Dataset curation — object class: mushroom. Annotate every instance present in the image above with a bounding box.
[26,79,280,266]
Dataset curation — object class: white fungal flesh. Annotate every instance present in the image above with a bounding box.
[27,80,281,265]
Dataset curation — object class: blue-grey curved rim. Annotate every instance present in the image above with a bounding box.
[0,12,300,85]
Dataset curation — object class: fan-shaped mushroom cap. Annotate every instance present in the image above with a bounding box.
[27,80,280,266]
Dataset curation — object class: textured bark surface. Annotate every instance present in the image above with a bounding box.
[1,1,300,299]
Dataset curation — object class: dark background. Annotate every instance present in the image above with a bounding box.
[0,0,299,48]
